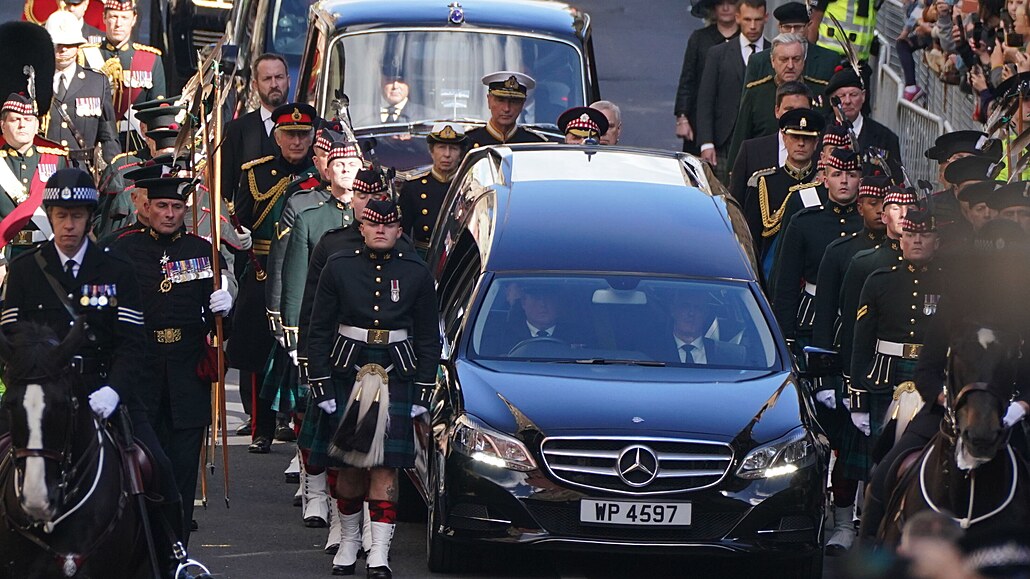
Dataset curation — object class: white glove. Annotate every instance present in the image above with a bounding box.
[815,390,837,410]
[289,349,299,366]
[88,386,120,419]
[209,288,233,314]
[317,399,337,414]
[1004,402,1028,428]
[276,334,286,348]
[236,226,253,251]
[851,412,871,436]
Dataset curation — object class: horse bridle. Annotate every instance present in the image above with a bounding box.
[942,348,1014,441]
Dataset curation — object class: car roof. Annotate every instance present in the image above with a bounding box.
[479,146,757,281]
[313,0,587,39]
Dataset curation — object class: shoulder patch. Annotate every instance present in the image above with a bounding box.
[747,166,777,187]
[242,155,275,171]
[745,75,773,89]
[804,75,829,86]
[132,43,162,55]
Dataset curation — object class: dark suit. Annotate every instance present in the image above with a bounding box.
[857,116,902,174]
[46,65,120,164]
[221,110,277,202]
[697,39,767,154]
[484,318,591,357]
[729,132,779,205]
[675,26,737,153]
[652,336,748,366]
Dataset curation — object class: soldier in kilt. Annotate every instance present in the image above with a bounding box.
[303,199,439,578]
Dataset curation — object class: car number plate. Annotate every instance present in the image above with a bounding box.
[579,499,691,526]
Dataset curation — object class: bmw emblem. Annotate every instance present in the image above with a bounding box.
[448,1,464,24]
[616,445,659,487]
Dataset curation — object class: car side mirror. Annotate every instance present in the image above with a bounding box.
[802,346,841,378]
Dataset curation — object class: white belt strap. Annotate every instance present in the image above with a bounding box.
[338,324,408,345]
[876,339,923,359]
[803,282,817,296]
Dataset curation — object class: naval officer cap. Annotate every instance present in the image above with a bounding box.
[43,168,99,209]
[426,123,468,146]
[482,71,536,99]
[557,106,609,139]
[45,11,87,45]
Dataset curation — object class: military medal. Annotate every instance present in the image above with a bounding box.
[89,286,99,307]
[160,279,172,293]
[80,285,90,307]
[98,285,109,307]
[923,294,939,316]
[109,285,118,307]
[390,280,400,302]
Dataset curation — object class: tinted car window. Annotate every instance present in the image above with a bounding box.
[326,30,585,128]
[470,275,777,370]
[269,0,317,56]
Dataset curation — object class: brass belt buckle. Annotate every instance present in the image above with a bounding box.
[367,329,390,345]
[155,328,182,343]
[902,343,922,359]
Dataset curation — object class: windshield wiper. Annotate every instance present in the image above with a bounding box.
[551,358,666,367]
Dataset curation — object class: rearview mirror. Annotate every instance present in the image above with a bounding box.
[802,346,841,377]
[592,289,646,305]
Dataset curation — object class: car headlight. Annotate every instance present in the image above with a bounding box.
[736,427,815,480]
[451,414,537,472]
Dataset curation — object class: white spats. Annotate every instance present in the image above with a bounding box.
[977,328,997,350]
[20,384,51,520]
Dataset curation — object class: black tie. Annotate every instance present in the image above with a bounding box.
[56,75,68,101]
[748,43,757,55]
[65,259,76,278]
[535,330,549,337]
[681,344,698,363]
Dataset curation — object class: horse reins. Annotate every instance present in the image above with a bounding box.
[918,442,1020,529]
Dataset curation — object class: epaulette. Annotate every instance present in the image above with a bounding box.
[747,166,777,187]
[291,190,330,214]
[523,127,550,141]
[242,155,274,171]
[296,176,321,191]
[115,228,144,241]
[36,145,69,156]
[110,150,138,164]
[132,43,162,55]
[788,180,821,192]
[80,42,100,49]
[398,167,431,182]
[0,151,6,159]
[745,75,773,89]
[804,75,829,86]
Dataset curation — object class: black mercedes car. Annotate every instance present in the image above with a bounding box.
[414,145,829,577]
[294,0,601,169]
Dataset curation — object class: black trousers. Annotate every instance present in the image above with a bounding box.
[154,413,205,547]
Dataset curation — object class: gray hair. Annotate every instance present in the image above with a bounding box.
[590,100,621,124]
[771,32,808,59]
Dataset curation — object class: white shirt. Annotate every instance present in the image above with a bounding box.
[260,106,275,136]
[54,64,76,94]
[851,113,864,139]
[738,35,764,66]
[526,322,556,338]
[674,335,707,364]
[56,240,89,279]
[777,132,787,167]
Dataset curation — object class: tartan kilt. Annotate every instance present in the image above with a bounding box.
[297,346,415,470]
[839,392,892,481]
[259,346,301,413]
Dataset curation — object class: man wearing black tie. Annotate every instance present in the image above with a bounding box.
[45,11,120,166]
[221,53,288,201]
[664,290,747,366]
[377,74,424,124]
[485,284,590,355]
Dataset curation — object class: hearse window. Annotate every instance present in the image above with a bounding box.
[269,0,316,56]
[325,30,585,128]
[470,275,777,370]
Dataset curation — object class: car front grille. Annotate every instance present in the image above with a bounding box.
[540,437,734,495]
[525,501,742,541]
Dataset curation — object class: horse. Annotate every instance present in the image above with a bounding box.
[877,322,1030,544]
[0,321,150,578]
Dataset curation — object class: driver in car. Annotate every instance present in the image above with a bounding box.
[484,283,590,355]
[657,290,747,365]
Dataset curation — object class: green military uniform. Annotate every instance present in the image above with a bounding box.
[399,168,450,254]
[811,227,882,350]
[0,135,71,257]
[837,238,903,383]
[94,149,145,237]
[727,74,830,167]
[743,43,842,86]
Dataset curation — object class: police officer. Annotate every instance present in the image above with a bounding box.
[557,106,609,145]
[229,102,317,454]
[466,71,547,147]
[44,11,120,167]
[305,199,440,578]
[0,167,186,562]
[771,147,863,348]
[399,123,467,256]
[742,107,823,280]
[0,93,71,255]
[80,1,165,143]
[108,175,233,544]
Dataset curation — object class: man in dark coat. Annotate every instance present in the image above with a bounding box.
[466,71,547,148]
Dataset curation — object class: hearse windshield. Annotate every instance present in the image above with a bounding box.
[326,30,586,129]
[469,275,778,370]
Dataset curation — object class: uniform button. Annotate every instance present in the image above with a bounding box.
[910,331,915,336]
[61,103,68,111]
[912,292,917,296]
[61,122,68,129]
[422,225,430,232]
[375,291,380,297]
[910,319,915,323]
[420,193,427,199]
[61,140,68,146]
[373,305,379,311]
[375,265,382,270]
[911,305,916,310]
[375,277,381,283]
[21,178,27,183]
[421,178,427,184]
[913,280,919,284]
[421,209,429,215]
[373,320,380,326]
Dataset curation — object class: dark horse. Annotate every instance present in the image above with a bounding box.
[0,321,148,578]
[878,323,1030,544]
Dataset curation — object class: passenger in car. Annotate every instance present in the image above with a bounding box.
[483,284,591,355]
[466,71,548,147]
[654,290,747,366]
[557,106,608,144]
[375,68,426,124]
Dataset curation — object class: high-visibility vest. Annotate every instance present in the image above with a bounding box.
[818,0,876,60]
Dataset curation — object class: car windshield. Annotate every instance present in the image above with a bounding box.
[269,0,317,56]
[469,275,778,370]
[326,30,585,129]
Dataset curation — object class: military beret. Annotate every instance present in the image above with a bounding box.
[987,181,1030,210]
[362,199,401,224]
[103,0,135,11]
[326,141,362,164]
[858,175,891,198]
[352,169,387,196]
[901,209,937,233]
[42,168,98,208]
[773,2,810,24]
[826,68,864,96]
[315,120,346,151]
[2,92,36,116]
[883,186,919,206]
[821,124,852,149]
